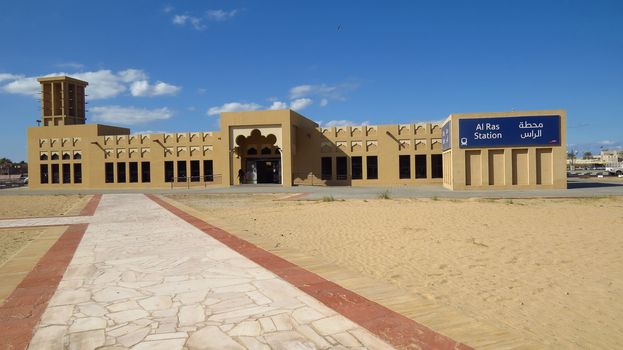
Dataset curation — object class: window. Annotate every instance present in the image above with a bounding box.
[141,162,151,183]
[62,153,71,160]
[51,164,59,183]
[51,153,59,160]
[73,164,82,184]
[247,148,257,155]
[117,163,126,183]
[399,155,411,179]
[366,156,378,180]
[129,162,138,183]
[203,160,213,182]
[74,152,82,160]
[62,164,71,184]
[40,164,49,184]
[431,154,443,178]
[40,153,48,161]
[415,155,427,178]
[105,163,114,183]
[164,161,174,182]
[177,160,187,181]
[190,160,200,182]
[351,156,362,180]
[261,147,271,155]
[336,157,347,180]
[321,157,332,180]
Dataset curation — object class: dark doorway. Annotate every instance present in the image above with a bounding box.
[245,158,281,184]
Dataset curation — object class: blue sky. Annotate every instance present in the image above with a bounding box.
[1,0,622,161]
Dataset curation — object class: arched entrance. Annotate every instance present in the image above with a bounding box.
[235,129,282,184]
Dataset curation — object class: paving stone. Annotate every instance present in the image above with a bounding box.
[175,290,208,305]
[179,304,205,326]
[117,325,151,347]
[292,306,327,324]
[68,329,105,350]
[69,316,107,333]
[187,326,245,350]
[349,328,394,350]
[259,317,277,333]
[272,313,295,331]
[138,295,173,311]
[28,325,66,350]
[130,338,186,350]
[144,332,188,341]
[108,300,141,312]
[79,303,108,317]
[263,331,317,350]
[237,336,271,350]
[107,323,145,338]
[49,289,91,306]
[93,286,142,303]
[228,320,261,337]
[311,315,358,335]
[40,305,74,326]
[333,331,362,347]
[152,307,178,317]
[107,309,150,324]
[296,324,332,349]
[247,290,272,305]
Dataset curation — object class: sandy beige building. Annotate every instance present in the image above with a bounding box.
[27,76,567,190]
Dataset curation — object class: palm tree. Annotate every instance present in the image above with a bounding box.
[0,158,12,175]
[583,151,593,160]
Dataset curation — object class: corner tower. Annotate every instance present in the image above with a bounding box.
[37,76,88,126]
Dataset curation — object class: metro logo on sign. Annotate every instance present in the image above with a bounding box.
[458,115,560,148]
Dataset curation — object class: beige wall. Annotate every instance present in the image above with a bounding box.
[442,110,567,190]
[26,77,567,191]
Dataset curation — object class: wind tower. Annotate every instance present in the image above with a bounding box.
[37,76,88,126]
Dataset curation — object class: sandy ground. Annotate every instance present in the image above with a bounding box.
[0,228,44,266]
[168,193,623,349]
[0,194,90,219]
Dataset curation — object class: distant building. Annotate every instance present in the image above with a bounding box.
[27,76,567,190]
[600,150,623,165]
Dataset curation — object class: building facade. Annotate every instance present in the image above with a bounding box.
[27,76,567,190]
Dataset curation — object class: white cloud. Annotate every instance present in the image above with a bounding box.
[173,14,188,24]
[172,14,206,30]
[0,73,22,82]
[269,101,288,110]
[207,102,262,116]
[130,80,180,97]
[0,69,180,100]
[91,106,173,125]
[56,62,84,70]
[598,140,615,145]
[290,98,313,111]
[163,5,174,13]
[323,120,370,127]
[132,130,167,135]
[324,120,356,127]
[206,9,238,21]
[289,82,359,105]
[3,76,39,96]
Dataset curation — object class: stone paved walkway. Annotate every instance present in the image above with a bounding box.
[26,194,396,349]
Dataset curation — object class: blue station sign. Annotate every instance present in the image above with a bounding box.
[441,122,451,151]
[458,115,560,148]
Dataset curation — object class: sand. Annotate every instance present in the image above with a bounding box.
[0,228,43,266]
[168,193,623,349]
[0,194,91,219]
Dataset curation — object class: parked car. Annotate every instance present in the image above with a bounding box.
[605,165,623,176]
